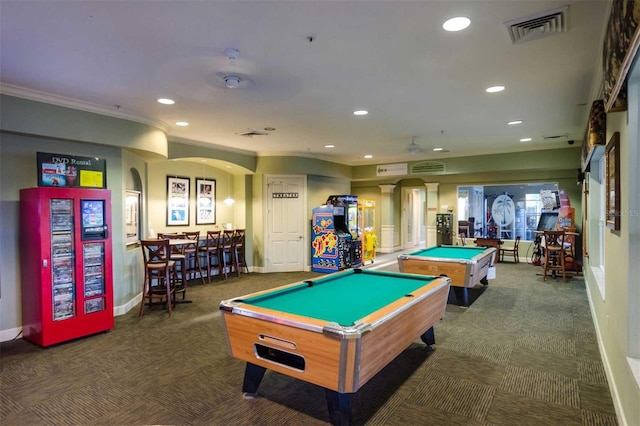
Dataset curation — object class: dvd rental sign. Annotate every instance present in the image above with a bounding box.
[37,152,107,189]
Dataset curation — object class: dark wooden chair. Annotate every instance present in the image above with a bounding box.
[500,236,521,263]
[139,239,177,317]
[542,230,567,282]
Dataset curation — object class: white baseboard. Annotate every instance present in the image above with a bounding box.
[114,292,143,316]
[0,326,23,343]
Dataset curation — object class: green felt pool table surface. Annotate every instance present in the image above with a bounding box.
[408,245,489,260]
[240,269,440,326]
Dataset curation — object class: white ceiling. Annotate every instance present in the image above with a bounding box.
[0,1,609,166]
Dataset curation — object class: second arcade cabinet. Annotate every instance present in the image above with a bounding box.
[311,195,362,273]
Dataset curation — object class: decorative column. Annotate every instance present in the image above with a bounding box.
[425,183,439,247]
[378,184,396,253]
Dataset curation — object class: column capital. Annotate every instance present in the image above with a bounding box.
[378,184,397,193]
[425,183,439,191]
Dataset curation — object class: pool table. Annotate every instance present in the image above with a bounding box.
[397,245,495,306]
[219,268,450,425]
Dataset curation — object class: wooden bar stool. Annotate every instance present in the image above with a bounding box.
[233,229,248,274]
[183,231,205,285]
[199,230,221,282]
[139,239,177,317]
[542,230,567,282]
[219,229,238,279]
[159,233,187,299]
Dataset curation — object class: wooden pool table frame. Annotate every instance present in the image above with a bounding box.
[397,245,496,307]
[219,269,450,425]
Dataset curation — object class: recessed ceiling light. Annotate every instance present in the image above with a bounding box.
[433,147,444,152]
[157,98,175,105]
[175,121,189,127]
[443,17,471,32]
[486,86,505,93]
[508,120,523,125]
[324,144,335,148]
[520,137,532,142]
[364,154,373,159]
[353,110,368,116]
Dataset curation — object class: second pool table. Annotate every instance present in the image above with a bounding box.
[397,245,495,306]
[219,268,450,425]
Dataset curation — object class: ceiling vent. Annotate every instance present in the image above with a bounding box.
[504,5,568,44]
[238,130,269,137]
[542,133,568,140]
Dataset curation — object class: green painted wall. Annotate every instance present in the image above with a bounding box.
[1,95,168,158]
[351,148,582,181]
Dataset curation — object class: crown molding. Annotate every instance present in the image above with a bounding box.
[0,83,170,133]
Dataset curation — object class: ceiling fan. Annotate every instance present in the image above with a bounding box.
[407,137,424,155]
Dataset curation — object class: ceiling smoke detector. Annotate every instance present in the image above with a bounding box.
[215,72,255,89]
[224,75,241,89]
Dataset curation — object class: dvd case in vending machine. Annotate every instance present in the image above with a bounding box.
[19,187,114,347]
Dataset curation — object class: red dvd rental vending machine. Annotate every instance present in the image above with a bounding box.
[20,187,114,347]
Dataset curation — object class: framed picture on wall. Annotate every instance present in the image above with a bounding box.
[605,132,620,230]
[125,190,140,245]
[196,178,216,225]
[167,176,190,226]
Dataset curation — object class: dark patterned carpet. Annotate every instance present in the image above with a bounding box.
[1,258,618,425]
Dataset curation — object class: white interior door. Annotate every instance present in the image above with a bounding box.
[265,175,307,272]
[403,188,416,248]
[403,187,426,249]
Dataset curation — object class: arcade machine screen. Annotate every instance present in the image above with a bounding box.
[536,212,559,231]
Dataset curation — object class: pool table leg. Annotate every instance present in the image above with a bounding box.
[325,389,352,425]
[420,326,435,348]
[452,287,471,307]
[242,362,267,397]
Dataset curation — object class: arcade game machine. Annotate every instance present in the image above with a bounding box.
[311,195,362,273]
[531,190,560,265]
[533,189,578,270]
[359,199,376,264]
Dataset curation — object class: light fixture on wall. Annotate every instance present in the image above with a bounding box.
[224,175,235,205]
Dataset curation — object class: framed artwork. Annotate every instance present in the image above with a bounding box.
[602,0,640,112]
[605,132,620,230]
[167,176,190,226]
[125,190,140,245]
[196,178,216,225]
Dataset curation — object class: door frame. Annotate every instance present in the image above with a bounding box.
[402,186,426,249]
[263,174,308,273]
